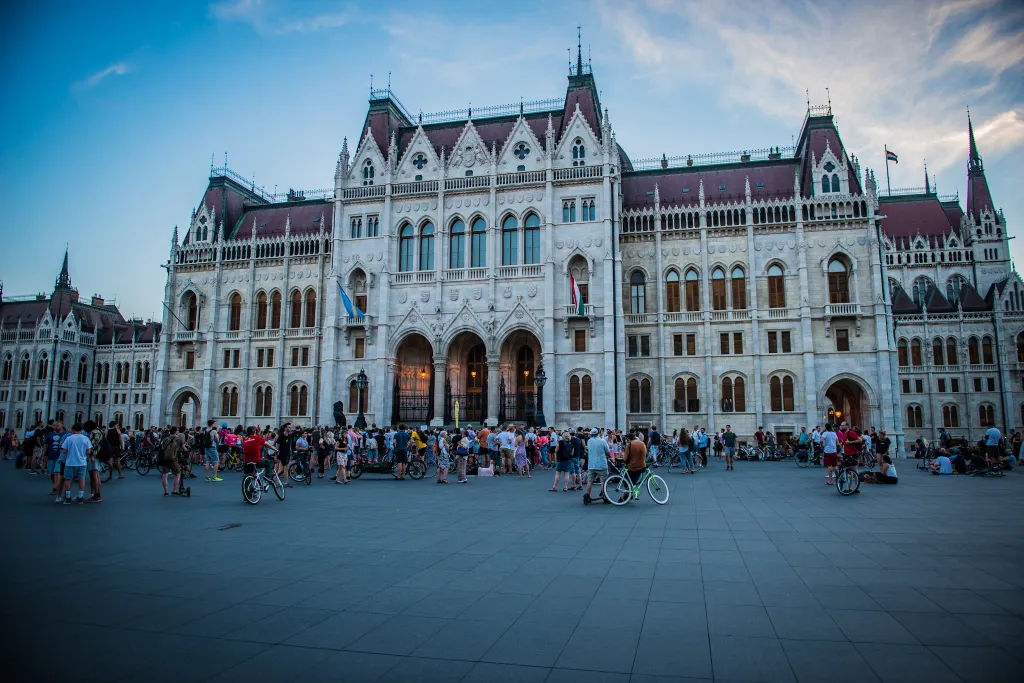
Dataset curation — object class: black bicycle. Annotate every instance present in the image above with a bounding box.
[836,455,861,495]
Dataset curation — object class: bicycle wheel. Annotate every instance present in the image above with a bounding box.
[348,463,362,479]
[242,475,262,504]
[100,460,112,483]
[692,453,704,471]
[603,474,632,506]
[124,454,137,471]
[271,473,286,500]
[181,458,193,479]
[647,474,670,504]
[288,461,305,483]
[796,455,810,468]
[136,456,151,476]
[836,468,860,495]
[408,461,425,480]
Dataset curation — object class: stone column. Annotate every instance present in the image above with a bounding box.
[485,358,500,426]
[431,357,446,426]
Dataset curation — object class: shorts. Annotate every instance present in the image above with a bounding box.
[650,445,660,458]
[48,458,63,476]
[571,458,581,474]
[336,450,349,466]
[394,451,408,464]
[586,468,607,484]
[64,465,86,481]
[500,448,513,461]
[87,458,99,472]
[555,460,572,473]
[205,448,219,464]
[276,452,289,466]
[823,453,839,467]
[724,446,735,456]
[160,459,182,475]
[986,445,1001,460]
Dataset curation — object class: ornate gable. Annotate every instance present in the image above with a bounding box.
[396,126,441,182]
[496,296,542,340]
[496,116,545,173]
[811,140,850,196]
[554,102,600,168]
[189,202,216,243]
[350,127,387,187]
[446,121,491,175]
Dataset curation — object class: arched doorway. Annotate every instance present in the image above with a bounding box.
[499,329,541,425]
[391,333,433,426]
[445,331,487,426]
[170,388,201,429]
[824,377,869,429]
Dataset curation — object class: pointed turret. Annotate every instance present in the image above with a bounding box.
[924,160,930,194]
[966,110,997,224]
[968,110,982,173]
[55,248,71,291]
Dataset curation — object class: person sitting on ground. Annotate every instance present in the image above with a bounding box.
[928,449,953,475]
[874,454,897,483]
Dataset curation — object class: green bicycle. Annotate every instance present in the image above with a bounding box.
[603,464,670,506]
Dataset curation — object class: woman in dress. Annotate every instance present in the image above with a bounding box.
[455,430,470,484]
[514,430,531,478]
[333,428,350,484]
[434,430,450,484]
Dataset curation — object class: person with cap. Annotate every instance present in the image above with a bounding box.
[584,428,611,502]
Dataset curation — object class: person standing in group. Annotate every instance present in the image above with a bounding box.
[569,428,585,490]
[84,420,105,502]
[159,426,186,496]
[316,428,332,478]
[454,429,470,483]
[333,428,350,484]
[514,429,531,478]
[42,420,67,500]
[984,424,1003,466]
[648,425,662,468]
[874,429,891,469]
[476,424,490,469]
[722,425,736,471]
[677,427,693,474]
[821,423,839,485]
[59,423,92,504]
[623,432,647,492]
[204,419,222,482]
[392,425,410,480]
[435,430,450,484]
[536,429,549,469]
[585,428,611,502]
[496,425,513,475]
[549,431,573,491]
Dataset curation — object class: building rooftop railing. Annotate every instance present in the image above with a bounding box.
[631,146,796,171]
[418,97,564,126]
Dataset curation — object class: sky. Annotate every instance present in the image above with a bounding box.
[1,0,1022,319]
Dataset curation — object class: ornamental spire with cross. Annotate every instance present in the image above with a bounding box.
[55,247,71,291]
[576,25,583,75]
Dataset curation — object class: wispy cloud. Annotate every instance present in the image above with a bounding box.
[210,0,353,35]
[74,61,130,90]
[600,0,1024,186]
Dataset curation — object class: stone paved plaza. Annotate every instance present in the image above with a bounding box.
[5,459,1023,683]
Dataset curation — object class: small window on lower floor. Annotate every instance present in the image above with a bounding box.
[938,378,947,392]
[915,379,923,393]
[673,334,683,356]
[951,378,959,392]
[686,333,696,355]
[987,377,996,392]
[574,329,586,353]
[733,332,743,355]
[902,379,910,393]
[973,378,983,392]
[640,335,651,357]
[781,331,792,353]
[185,351,195,369]
[835,329,850,352]
[628,335,638,358]
[354,337,366,359]
[720,333,730,354]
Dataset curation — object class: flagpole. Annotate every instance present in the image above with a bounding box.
[884,145,892,197]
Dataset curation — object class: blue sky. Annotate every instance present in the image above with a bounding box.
[1,0,1021,318]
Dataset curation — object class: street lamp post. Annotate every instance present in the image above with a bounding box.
[534,363,547,428]
[355,368,368,429]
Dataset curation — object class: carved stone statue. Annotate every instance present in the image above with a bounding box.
[332,401,347,428]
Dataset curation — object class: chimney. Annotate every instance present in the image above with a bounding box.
[92,295,105,307]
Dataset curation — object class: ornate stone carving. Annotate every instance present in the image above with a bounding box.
[420,290,430,303]
[449,289,459,301]
[472,287,482,300]
[527,285,538,298]
[503,286,513,299]
[398,291,408,304]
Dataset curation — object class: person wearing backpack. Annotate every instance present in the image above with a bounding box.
[159,426,185,496]
[203,419,222,482]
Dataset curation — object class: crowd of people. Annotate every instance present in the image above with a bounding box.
[4,413,1019,502]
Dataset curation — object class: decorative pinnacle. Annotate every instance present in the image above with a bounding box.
[576,25,583,75]
[55,248,71,290]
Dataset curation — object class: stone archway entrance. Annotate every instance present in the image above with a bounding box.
[171,389,201,429]
[824,377,869,429]
[445,331,487,426]
[391,333,434,426]
[498,330,541,425]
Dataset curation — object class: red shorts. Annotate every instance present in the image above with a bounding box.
[823,453,838,467]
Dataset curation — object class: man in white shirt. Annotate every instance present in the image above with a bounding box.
[498,426,516,474]
[60,423,92,504]
[821,424,839,485]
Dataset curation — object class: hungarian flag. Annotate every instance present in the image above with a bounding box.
[885,148,899,164]
[570,274,584,316]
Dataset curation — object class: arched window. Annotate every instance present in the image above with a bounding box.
[114,362,122,384]
[946,338,958,366]
[979,403,995,427]
[912,277,932,308]
[946,275,966,303]
[734,377,746,411]
[229,293,242,331]
[673,377,700,412]
[255,386,273,417]
[942,404,960,428]
[362,159,375,185]
[821,174,830,194]
[523,214,540,265]
[143,362,150,383]
[721,377,733,412]
[290,290,302,328]
[910,339,923,366]
[782,375,794,411]
[103,363,109,384]
[348,379,368,414]
[221,386,238,416]
[932,338,944,366]
[640,378,652,413]
[1017,333,1024,363]
[581,375,593,410]
[419,222,435,271]
[270,291,282,329]
[982,336,994,365]
[630,271,646,314]
[665,270,680,312]
[450,219,466,269]
[587,199,596,221]
[135,362,142,384]
[711,268,727,310]
[827,258,850,303]
[78,357,88,383]
[572,138,585,167]
[471,218,486,267]
[304,290,316,328]
[770,376,782,411]
[289,385,308,416]
[37,353,48,381]
[684,269,700,311]
[183,292,198,330]
[570,375,581,411]
[59,353,70,382]
[629,379,640,413]
[399,224,414,272]
[501,215,518,265]
[968,337,980,365]
[256,292,268,329]
[731,267,746,309]
[2,354,11,381]
[768,264,785,308]
[831,174,840,193]
[906,405,923,428]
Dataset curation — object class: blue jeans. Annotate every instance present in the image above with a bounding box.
[540,451,549,467]
[680,448,693,470]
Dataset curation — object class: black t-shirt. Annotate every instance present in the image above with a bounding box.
[951,454,967,474]
[556,440,572,462]
[571,436,582,459]
[649,431,662,445]
[876,437,891,455]
[278,435,292,459]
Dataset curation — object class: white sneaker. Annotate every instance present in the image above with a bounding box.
[55,496,63,504]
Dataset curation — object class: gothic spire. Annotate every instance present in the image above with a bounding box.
[576,25,583,76]
[924,159,930,194]
[55,248,71,290]
[968,108,982,173]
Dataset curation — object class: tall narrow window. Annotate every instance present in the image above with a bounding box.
[982,336,994,365]
[822,174,830,194]
[419,222,435,271]
[782,376,794,411]
[897,339,909,366]
[827,259,850,303]
[640,379,652,413]
[450,219,466,268]
[629,379,640,413]
[910,339,923,366]
[362,160,375,185]
[572,139,585,167]
[684,269,700,311]
[269,291,282,329]
[770,376,782,411]
[581,375,593,410]
[831,174,840,193]
[229,293,242,331]
[947,338,958,366]
[399,224,414,272]
[256,292,268,329]
[731,267,746,309]
[502,216,518,265]
[933,338,944,366]
[721,377,734,412]
[711,268,727,310]
[1017,333,1024,363]
[630,271,646,314]
[665,270,681,312]
[304,290,316,327]
[968,337,980,365]
[734,377,746,412]
[767,265,785,308]
[570,375,581,411]
[470,218,486,267]
[184,292,198,330]
[290,290,302,328]
[523,214,540,265]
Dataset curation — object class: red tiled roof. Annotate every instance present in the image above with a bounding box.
[967,171,997,223]
[941,201,965,233]
[621,161,799,210]
[394,110,561,162]
[879,194,960,240]
[891,287,918,314]
[231,200,333,239]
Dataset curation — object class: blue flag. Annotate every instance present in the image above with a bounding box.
[339,283,364,318]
